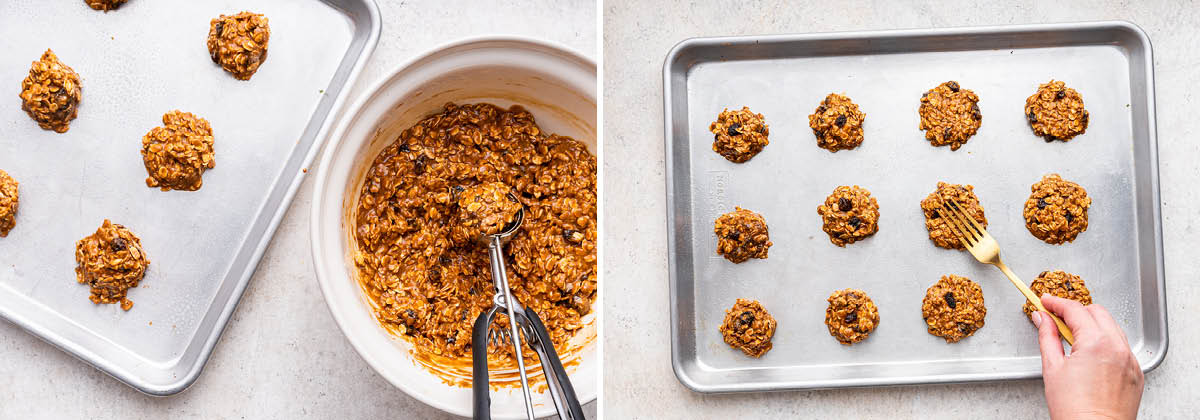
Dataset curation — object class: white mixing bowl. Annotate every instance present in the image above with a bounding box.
[309,37,597,418]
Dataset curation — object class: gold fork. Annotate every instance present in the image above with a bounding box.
[940,199,1075,345]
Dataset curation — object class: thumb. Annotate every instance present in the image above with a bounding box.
[1034,311,1065,370]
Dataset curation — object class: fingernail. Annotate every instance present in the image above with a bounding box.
[1032,311,1044,327]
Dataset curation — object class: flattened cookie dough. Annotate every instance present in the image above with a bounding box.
[817,185,880,247]
[824,289,880,345]
[0,170,18,237]
[452,181,521,242]
[142,110,216,191]
[920,182,987,250]
[1023,270,1092,318]
[714,207,772,263]
[207,11,271,80]
[808,93,866,152]
[75,220,150,311]
[918,81,982,150]
[1025,80,1089,142]
[921,274,986,343]
[1024,174,1091,244]
[84,0,127,11]
[719,298,777,357]
[19,49,82,133]
[709,107,769,163]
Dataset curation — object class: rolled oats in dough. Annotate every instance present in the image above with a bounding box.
[207,11,271,80]
[452,181,522,243]
[918,81,981,150]
[1025,80,1089,142]
[0,170,18,237]
[1023,270,1093,318]
[817,185,880,247]
[19,49,82,133]
[920,182,987,250]
[84,0,127,11]
[714,207,772,263]
[824,289,880,345]
[142,110,216,191]
[808,93,866,152]
[1024,174,1091,244]
[709,107,769,163]
[719,298,777,358]
[75,220,150,311]
[921,274,986,343]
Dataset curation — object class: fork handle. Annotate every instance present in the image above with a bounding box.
[995,262,1075,346]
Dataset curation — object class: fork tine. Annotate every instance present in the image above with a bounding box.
[941,212,973,248]
[950,199,989,236]
[941,202,978,244]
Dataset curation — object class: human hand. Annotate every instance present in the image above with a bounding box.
[1033,295,1144,420]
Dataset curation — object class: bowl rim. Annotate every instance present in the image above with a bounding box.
[308,34,597,418]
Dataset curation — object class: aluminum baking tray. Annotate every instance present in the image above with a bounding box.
[0,0,379,395]
[664,21,1165,392]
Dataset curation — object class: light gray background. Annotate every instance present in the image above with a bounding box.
[0,0,596,419]
[604,0,1194,419]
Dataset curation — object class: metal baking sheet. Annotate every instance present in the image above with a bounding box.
[664,21,1165,392]
[0,0,379,395]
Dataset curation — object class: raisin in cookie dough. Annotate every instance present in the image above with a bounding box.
[207,11,271,80]
[142,110,216,191]
[0,170,18,237]
[75,220,150,311]
[824,289,880,345]
[921,275,986,343]
[918,81,982,150]
[817,185,880,247]
[1024,174,1091,244]
[719,298,777,357]
[714,207,772,263]
[1023,270,1093,318]
[19,49,82,133]
[1025,80,1089,142]
[709,107,769,163]
[84,0,127,11]
[920,182,987,250]
[808,93,866,152]
[451,181,522,242]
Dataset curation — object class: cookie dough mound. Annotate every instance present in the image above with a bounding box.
[0,170,18,237]
[808,93,866,152]
[1023,270,1093,318]
[19,49,82,133]
[85,0,127,11]
[452,181,522,242]
[142,110,216,191]
[816,185,880,247]
[709,107,769,163]
[920,182,987,250]
[1025,80,1089,142]
[719,298,777,357]
[1024,174,1091,244]
[824,289,880,345]
[207,11,271,80]
[713,207,772,263]
[918,81,981,150]
[75,220,150,311]
[922,274,986,343]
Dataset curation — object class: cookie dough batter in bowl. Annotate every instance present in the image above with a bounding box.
[311,37,596,419]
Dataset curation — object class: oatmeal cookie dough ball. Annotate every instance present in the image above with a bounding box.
[921,274,986,343]
[824,289,880,345]
[709,107,769,163]
[0,170,18,237]
[1024,174,1091,244]
[19,49,82,133]
[719,298,777,357]
[207,11,270,80]
[817,185,880,247]
[808,93,866,152]
[452,181,522,242]
[142,110,216,191]
[713,207,772,263]
[1023,270,1093,318]
[1025,80,1089,142]
[75,220,150,311]
[84,0,127,11]
[918,81,982,150]
[920,182,987,250]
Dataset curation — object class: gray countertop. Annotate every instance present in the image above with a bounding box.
[0,0,596,418]
[602,0,1196,418]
